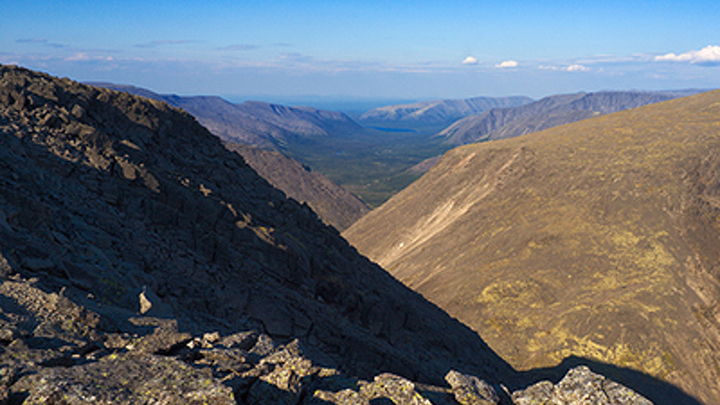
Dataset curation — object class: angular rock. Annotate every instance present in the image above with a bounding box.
[445,370,499,405]
[359,373,433,405]
[512,366,653,405]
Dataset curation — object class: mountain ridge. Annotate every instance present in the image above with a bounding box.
[358,96,534,129]
[439,90,704,145]
[88,82,364,149]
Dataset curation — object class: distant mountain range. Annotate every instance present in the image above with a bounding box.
[345,90,720,405]
[358,95,533,128]
[438,90,703,145]
[89,83,364,150]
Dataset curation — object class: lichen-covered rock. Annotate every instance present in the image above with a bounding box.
[445,370,499,405]
[358,373,433,405]
[19,353,236,404]
[512,366,653,405]
[247,348,317,404]
[310,388,369,405]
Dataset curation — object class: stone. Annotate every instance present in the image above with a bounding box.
[359,373,433,405]
[136,286,173,318]
[602,379,654,405]
[445,370,499,405]
[511,380,554,405]
[511,366,654,405]
[310,388,370,405]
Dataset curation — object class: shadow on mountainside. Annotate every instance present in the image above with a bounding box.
[517,355,703,405]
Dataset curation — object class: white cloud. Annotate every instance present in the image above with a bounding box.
[538,64,589,72]
[566,64,589,72]
[462,56,478,65]
[495,60,518,68]
[654,45,720,66]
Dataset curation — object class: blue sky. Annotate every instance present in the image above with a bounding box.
[2,0,719,102]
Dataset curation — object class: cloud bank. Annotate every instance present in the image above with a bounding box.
[655,45,720,66]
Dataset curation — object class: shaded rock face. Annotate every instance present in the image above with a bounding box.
[345,91,720,404]
[0,65,525,402]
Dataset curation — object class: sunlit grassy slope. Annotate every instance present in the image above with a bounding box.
[345,90,720,404]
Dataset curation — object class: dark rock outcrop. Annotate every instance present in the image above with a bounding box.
[0,64,502,402]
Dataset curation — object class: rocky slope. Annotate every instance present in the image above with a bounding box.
[224,142,369,231]
[90,82,369,230]
[345,90,720,404]
[359,96,533,128]
[438,90,701,145]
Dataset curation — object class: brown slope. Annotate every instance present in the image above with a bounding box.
[0,65,518,390]
[225,142,369,231]
[345,90,720,404]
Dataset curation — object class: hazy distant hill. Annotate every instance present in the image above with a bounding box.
[439,90,703,145]
[358,96,533,129]
[225,142,369,231]
[90,83,364,149]
[346,90,720,404]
